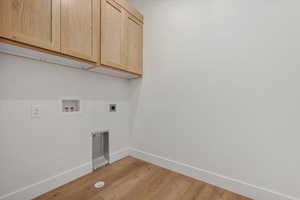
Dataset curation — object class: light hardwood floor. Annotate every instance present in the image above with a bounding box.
[34,157,252,200]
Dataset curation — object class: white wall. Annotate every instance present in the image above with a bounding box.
[0,54,131,198]
[129,0,300,199]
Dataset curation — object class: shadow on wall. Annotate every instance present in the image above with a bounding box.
[0,54,130,101]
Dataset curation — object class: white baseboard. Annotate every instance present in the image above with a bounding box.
[2,147,297,200]
[110,147,132,163]
[0,148,131,200]
[0,162,92,200]
[129,148,299,200]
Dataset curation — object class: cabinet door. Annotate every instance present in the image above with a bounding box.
[101,0,126,70]
[125,14,143,74]
[0,1,11,38]
[0,0,61,51]
[61,0,100,62]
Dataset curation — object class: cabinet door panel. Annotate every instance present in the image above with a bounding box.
[0,1,11,38]
[101,0,126,69]
[2,0,61,51]
[126,15,143,74]
[61,0,99,62]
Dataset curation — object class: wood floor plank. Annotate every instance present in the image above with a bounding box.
[33,157,252,200]
[222,190,242,200]
[119,166,170,200]
[148,173,192,200]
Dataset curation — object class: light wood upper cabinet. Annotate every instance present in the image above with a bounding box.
[100,0,126,70]
[0,1,12,39]
[0,0,61,51]
[61,0,100,62]
[125,13,143,74]
[0,0,143,77]
[100,0,143,74]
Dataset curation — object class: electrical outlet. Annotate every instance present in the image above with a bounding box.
[109,104,117,112]
[31,105,41,118]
